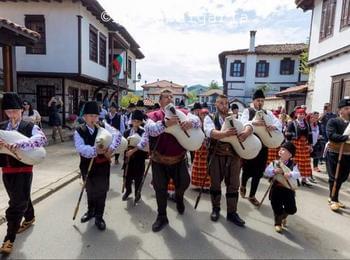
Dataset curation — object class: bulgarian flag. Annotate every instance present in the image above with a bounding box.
[112,54,123,79]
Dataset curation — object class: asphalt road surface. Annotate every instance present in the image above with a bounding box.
[0,164,349,259]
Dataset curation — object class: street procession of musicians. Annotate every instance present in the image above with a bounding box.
[0,90,350,255]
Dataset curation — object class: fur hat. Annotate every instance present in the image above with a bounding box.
[231,103,239,110]
[253,89,265,100]
[281,141,296,157]
[82,101,99,115]
[2,92,22,110]
[128,103,136,109]
[193,102,202,110]
[132,109,145,121]
[136,100,144,107]
[338,97,350,109]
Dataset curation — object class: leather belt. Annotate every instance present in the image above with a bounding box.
[152,151,185,165]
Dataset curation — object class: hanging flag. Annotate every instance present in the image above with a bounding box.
[112,54,123,79]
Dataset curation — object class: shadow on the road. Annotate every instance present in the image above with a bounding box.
[76,224,141,259]
[124,199,155,234]
[159,209,231,259]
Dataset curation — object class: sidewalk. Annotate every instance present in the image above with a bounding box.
[0,140,80,224]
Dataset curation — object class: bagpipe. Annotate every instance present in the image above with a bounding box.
[220,115,262,160]
[252,110,284,148]
[0,130,46,165]
[164,103,205,151]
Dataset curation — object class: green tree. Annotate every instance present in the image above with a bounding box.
[299,50,310,74]
[252,84,271,94]
[121,93,140,108]
[208,80,220,89]
[187,91,198,104]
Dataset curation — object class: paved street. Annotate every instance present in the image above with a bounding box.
[0,161,349,259]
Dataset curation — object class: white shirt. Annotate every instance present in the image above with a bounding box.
[241,108,282,132]
[74,121,122,158]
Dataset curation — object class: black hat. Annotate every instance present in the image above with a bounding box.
[132,109,145,121]
[136,100,144,107]
[178,100,185,108]
[193,102,202,110]
[231,103,239,110]
[82,101,99,115]
[281,141,296,157]
[338,97,350,109]
[2,92,22,110]
[128,103,136,109]
[253,89,265,100]
[202,102,208,108]
[110,102,118,109]
[153,103,160,109]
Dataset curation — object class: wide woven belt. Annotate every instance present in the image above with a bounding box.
[2,166,33,174]
[151,151,185,165]
[328,141,350,154]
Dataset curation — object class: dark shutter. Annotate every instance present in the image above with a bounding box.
[290,60,295,74]
[230,62,234,77]
[240,62,245,77]
[265,63,269,77]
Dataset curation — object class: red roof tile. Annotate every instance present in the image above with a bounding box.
[0,17,40,40]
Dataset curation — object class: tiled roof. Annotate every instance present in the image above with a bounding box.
[220,43,307,56]
[0,0,144,59]
[142,80,184,89]
[199,89,223,97]
[295,0,314,11]
[219,43,308,70]
[0,17,40,40]
[275,85,308,96]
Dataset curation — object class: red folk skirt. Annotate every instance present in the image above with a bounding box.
[292,136,312,178]
[191,144,210,188]
[267,147,279,165]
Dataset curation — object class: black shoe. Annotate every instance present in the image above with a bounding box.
[80,212,95,223]
[122,190,132,201]
[152,216,169,232]
[176,199,185,215]
[95,217,106,231]
[134,193,141,204]
[210,207,220,222]
[227,212,245,227]
[301,180,312,187]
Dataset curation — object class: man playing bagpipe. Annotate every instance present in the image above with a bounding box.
[136,90,201,232]
[264,142,300,233]
[0,93,47,254]
[74,101,122,231]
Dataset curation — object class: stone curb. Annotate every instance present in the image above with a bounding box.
[0,169,80,226]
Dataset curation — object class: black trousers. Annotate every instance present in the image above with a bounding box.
[242,146,268,197]
[125,157,145,195]
[326,151,350,202]
[152,160,190,216]
[2,173,34,242]
[270,186,296,225]
[81,162,110,218]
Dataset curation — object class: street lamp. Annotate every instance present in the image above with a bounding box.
[133,72,142,83]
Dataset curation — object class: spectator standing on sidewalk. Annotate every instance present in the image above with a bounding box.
[48,96,64,142]
[22,100,41,127]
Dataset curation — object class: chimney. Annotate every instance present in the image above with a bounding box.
[249,30,256,52]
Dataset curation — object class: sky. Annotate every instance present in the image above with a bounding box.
[99,0,312,88]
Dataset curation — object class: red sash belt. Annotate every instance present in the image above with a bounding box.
[94,157,109,164]
[2,166,33,174]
